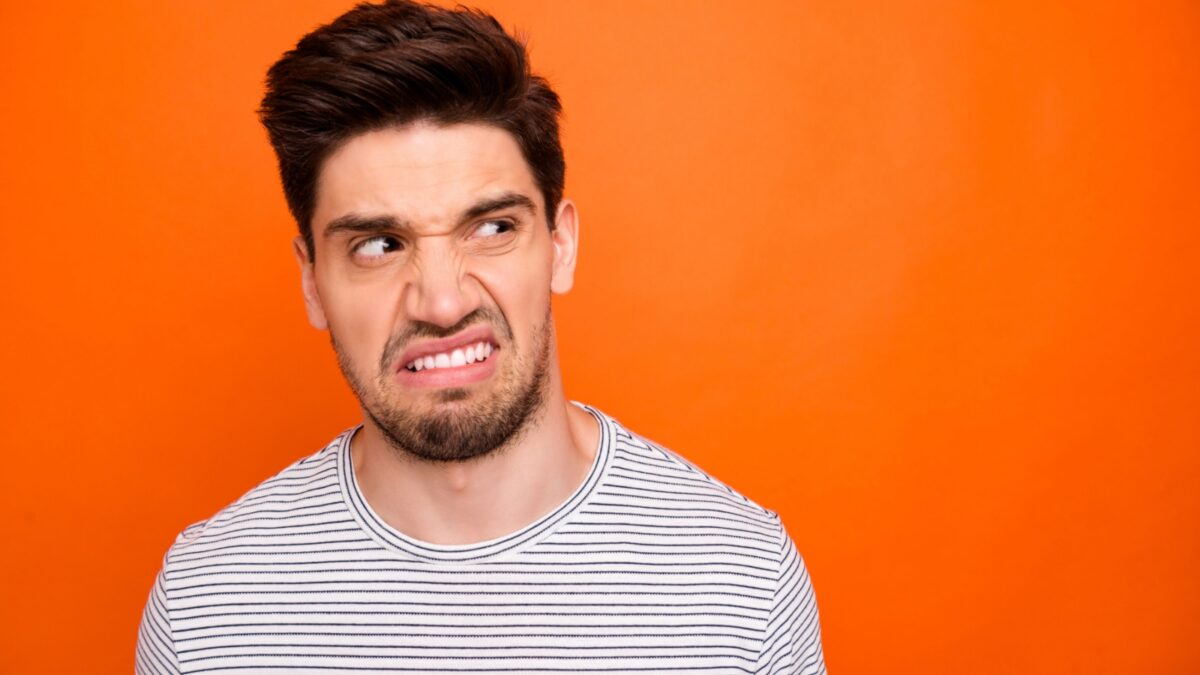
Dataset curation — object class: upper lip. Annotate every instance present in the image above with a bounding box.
[396,324,498,371]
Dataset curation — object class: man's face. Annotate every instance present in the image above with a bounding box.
[298,122,578,462]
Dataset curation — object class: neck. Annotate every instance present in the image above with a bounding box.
[350,382,600,546]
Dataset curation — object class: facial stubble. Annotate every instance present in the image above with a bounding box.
[332,306,552,464]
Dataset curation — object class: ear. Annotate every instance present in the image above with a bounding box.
[292,236,328,330]
[549,199,579,295]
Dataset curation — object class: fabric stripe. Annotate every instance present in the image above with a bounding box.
[136,405,825,674]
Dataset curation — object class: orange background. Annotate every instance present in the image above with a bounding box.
[1,1,1198,673]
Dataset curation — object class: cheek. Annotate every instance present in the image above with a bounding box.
[318,273,403,365]
[473,248,553,329]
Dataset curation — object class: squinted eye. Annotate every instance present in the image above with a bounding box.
[475,220,514,237]
[354,235,401,258]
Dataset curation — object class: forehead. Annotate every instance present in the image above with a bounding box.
[312,122,541,233]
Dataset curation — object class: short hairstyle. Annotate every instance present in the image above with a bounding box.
[259,0,565,257]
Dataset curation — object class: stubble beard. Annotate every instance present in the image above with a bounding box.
[333,306,553,464]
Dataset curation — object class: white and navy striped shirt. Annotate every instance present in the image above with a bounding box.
[137,405,826,674]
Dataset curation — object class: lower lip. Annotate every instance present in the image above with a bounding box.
[395,349,500,389]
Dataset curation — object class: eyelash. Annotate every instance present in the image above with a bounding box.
[352,235,401,259]
[475,219,515,237]
[349,219,517,261]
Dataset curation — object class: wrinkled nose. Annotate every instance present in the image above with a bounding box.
[402,244,481,330]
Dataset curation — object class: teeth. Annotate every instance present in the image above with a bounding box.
[407,341,494,372]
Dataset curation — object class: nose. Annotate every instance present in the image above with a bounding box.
[402,239,481,329]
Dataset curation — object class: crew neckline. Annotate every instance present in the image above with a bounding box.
[337,402,613,564]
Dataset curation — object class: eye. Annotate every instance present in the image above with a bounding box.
[474,219,515,238]
[352,235,402,260]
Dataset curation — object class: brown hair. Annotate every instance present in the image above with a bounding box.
[259,0,565,257]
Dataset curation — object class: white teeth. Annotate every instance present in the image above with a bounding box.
[407,341,495,372]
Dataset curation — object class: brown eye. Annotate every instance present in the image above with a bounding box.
[353,235,401,258]
[474,220,514,237]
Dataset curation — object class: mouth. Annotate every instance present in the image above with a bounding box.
[403,339,496,372]
[394,324,501,388]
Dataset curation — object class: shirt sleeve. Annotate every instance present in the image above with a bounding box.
[135,559,181,675]
[757,519,827,674]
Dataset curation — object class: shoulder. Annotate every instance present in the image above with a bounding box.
[161,430,351,562]
[598,410,785,536]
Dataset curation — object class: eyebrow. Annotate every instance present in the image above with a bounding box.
[322,214,401,238]
[462,192,537,221]
[321,191,538,240]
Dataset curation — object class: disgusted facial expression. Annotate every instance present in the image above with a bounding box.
[298,122,578,462]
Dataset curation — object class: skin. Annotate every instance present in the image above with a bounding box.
[294,121,599,546]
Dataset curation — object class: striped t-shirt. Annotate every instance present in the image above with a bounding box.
[136,405,826,674]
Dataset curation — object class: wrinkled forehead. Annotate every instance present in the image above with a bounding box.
[311,121,543,236]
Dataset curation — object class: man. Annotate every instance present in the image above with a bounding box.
[136,1,826,673]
